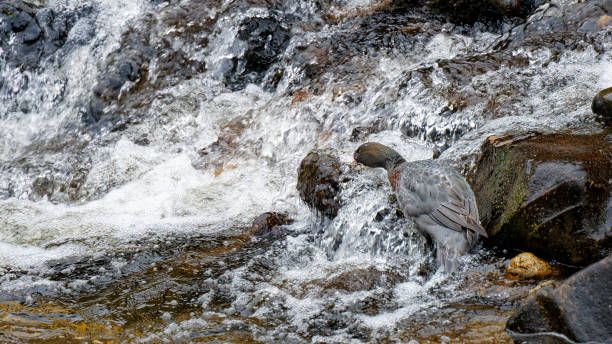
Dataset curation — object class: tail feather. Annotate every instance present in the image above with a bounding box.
[466,216,488,238]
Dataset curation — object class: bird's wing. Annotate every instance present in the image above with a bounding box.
[428,172,488,241]
[395,163,488,240]
[429,191,488,237]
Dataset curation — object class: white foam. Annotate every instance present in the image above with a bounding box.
[1,152,283,249]
[359,281,432,329]
[0,242,82,269]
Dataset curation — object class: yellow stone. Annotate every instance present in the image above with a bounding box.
[507,252,559,279]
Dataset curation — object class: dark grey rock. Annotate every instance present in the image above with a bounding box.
[85,1,215,129]
[0,1,91,68]
[224,16,291,91]
[494,0,612,48]
[507,255,612,344]
[350,126,373,142]
[429,0,540,23]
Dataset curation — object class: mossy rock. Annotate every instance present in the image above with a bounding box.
[468,133,612,266]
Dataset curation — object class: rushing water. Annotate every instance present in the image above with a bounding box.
[0,0,610,342]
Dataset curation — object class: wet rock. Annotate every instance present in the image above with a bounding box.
[0,1,43,68]
[224,16,291,91]
[195,112,254,173]
[435,51,530,87]
[297,151,343,218]
[87,2,212,128]
[430,0,540,23]
[592,87,612,125]
[407,0,611,139]
[494,0,612,48]
[279,3,446,98]
[86,15,155,126]
[0,138,91,202]
[507,252,559,280]
[506,254,612,344]
[317,267,404,294]
[89,47,151,123]
[349,126,373,142]
[248,212,293,237]
[468,133,612,266]
[390,4,605,146]
[0,1,90,69]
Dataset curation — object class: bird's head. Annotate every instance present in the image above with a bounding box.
[354,142,404,171]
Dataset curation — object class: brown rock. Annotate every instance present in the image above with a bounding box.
[592,87,612,125]
[468,132,612,266]
[296,151,343,218]
[349,126,374,142]
[507,252,559,280]
[506,255,612,344]
[248,212,293,237]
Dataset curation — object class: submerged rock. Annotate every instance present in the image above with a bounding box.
[0,137,91,202]
[297,151,343,218]
[506,254,612,344]
[224,16,291,91]
[592,87,612,125]
[507,252,559,280]
[248,212,293,237]
[468,133,612,266]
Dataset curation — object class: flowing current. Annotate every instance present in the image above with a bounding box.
[0,0,610,342]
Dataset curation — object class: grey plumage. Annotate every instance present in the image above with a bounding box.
[354,142,487,272]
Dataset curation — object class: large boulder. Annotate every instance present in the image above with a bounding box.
[468,133,612,266]
[506,254,612,344]
[297,151,343,218]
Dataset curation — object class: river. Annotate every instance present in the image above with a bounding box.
[0,0,610,342]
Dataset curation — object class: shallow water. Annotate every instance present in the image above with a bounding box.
[0,0,609,342]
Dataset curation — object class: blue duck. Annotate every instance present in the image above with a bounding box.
[354,142,488,271]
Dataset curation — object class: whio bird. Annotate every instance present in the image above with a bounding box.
[354,142,488,272]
